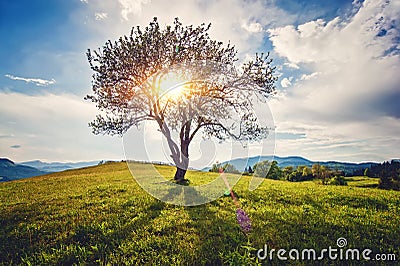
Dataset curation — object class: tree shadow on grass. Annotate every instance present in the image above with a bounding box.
[156,184,249,264]
[187,204,251,264]
[0,197,169,265]
[161,183,212,206]
[2,185,255,265]
[38,185,234,264]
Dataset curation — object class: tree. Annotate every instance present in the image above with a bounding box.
[222,163,240,174]
[311,164,322,179]
[320,166,333,184]
[209,162,220,173]
[282,166,294,179]
[300,166,312,178]
[253,160,274,178]
[287,171,302,182]
[243,166,250,175]
[85,18,276,182]
[311,164,332,185]
[247,165,254,174]
[378,161,400,190]
[286,165,313,182]
[267,161,282,179]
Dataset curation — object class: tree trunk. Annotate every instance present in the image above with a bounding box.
[174,167,187,182]
[175,139,189,182]
[160,120,190,183]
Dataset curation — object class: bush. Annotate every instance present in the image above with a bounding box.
[286,171,301,182]
[379,176,400,191]
[253,161,271,178]
[209,163,240,174]
[327,176,347,186]
[284,166,314,182]
[223,163,241,174]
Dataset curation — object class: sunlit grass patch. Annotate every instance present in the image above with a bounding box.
[345,176,380,188]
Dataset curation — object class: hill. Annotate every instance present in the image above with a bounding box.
[19,160,99,172]
[0,162,398,265]
[203,155,378,174]
[0,158,47,182]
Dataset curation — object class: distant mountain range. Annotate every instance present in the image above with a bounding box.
[202,155,379,175]
[20,160,99,172]
[0,159,99,182]
[0,158,48,182]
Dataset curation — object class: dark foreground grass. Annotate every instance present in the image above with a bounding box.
[0,162,399,265]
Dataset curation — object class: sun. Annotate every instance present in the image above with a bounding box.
[167,85,185,99]
[159,71,188,101]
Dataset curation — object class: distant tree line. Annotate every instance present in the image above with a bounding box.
[210,161,347,186]
[357,160,400,190]
[210,159,400,190]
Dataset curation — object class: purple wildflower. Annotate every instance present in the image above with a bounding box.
[236,208,251,232]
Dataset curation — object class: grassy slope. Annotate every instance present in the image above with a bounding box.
[0,162,399,265]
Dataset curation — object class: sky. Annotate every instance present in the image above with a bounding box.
[0,0,399,165]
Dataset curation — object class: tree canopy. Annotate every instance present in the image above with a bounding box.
[86,17,277,181]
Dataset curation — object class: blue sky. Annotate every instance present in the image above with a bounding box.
[0,0,399,165]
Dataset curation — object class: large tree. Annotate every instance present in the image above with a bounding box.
[86,17,276,182]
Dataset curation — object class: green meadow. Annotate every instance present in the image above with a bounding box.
[0,162,399,265]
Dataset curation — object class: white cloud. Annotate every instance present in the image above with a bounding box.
[241,21,263,33]
[267,0,400,162]
[118,0,151,20]
[280,77,292,88]
[269,0,400,64]
[300,72,319,80]
[0,134,14,138]
[95,12,108,20]
[80,0,88,3]
[5,74,56,87]
[81,0,296,57]
[0,92,122,162]
[283,62,300,69]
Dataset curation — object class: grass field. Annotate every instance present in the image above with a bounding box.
[345,176,380,188]
[0,162,399,265]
